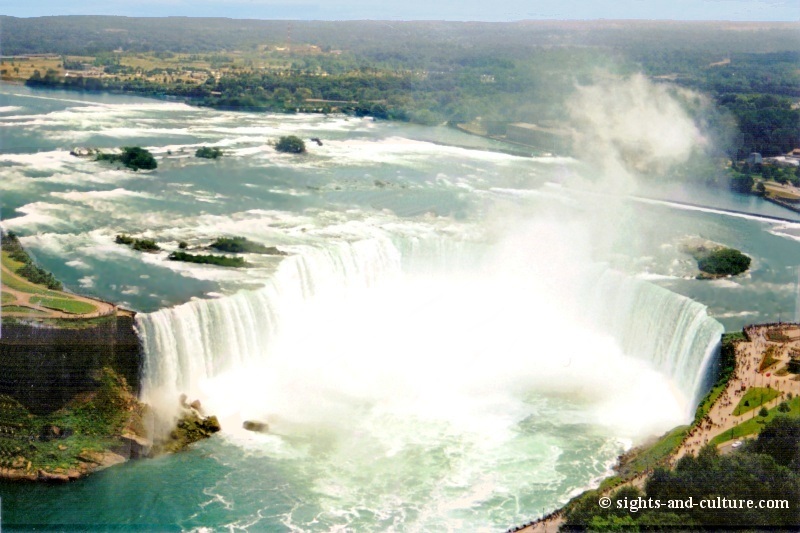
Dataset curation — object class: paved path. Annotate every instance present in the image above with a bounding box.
[672,325,800,462]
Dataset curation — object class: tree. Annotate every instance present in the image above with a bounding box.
[195,146,222,159]
[758,406,769,418]
[98,147,157,170]
[275,135,306,154]
[696,248,751,276]
[753,416,800,469]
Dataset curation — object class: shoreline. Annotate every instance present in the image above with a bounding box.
[508,324,800,531]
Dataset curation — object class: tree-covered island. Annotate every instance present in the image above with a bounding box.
[681,240,751,278]
[168,251,248,267]
[209,236,287,255]
[195,146,223,159]
[97,147,157,171]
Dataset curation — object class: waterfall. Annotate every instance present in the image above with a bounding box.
[586,268,724,410]
[136,237,723,423]
[135,237,402,412]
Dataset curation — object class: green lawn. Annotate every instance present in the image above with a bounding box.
[1,305,50,316]
[618,425,689,476]
[29,297,97,315]
[1,252,63,297]
[1,291,15,304]
[712,395,800,446]
[2,250,26,272]
[732,387,780,416]
[695,381,728,422]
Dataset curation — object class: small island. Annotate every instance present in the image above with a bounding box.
[168,251,248,267]
[275,135,306,154]
[681,239,751,278]
[97,147,157,171]
[209,236,287,255]
[195,146,223,159]
[115,234,161,252]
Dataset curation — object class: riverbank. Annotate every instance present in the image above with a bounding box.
[509,326,800,532]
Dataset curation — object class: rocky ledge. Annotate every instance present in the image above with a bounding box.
[0,369,220,483]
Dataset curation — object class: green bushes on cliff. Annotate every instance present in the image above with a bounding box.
[1,231,62,290]
[564,417,800,530]
[0,368,143,476]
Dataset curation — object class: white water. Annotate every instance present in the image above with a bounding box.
[135,233,723,527]
[586,267,723,411]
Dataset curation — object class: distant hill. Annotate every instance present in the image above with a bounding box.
[1,17,798,59]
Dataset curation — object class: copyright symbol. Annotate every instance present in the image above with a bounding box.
[599,497,612,509]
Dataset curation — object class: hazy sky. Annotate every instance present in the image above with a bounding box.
[1,0,797,21]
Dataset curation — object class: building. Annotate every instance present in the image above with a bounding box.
[747,152,763,165]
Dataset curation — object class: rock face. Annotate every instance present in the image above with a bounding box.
[0,317,142,414]
[116,433,153,459]
[152,405,222,455]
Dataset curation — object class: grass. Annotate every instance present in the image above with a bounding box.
[29,296,97,315]
[617,425,690,477]
[711,395,800,446]
[1,252,63,297]
[695,381,728,423]
[722,331,747,343]
[1,291,15,304]
[48,314,117,329]
[0,305,50,315]
[759,345,781,372]
[732,387,781,416]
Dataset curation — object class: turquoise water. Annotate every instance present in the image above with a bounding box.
[1,85,799,531]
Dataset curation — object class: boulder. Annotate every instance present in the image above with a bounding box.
[243,420,270,433]
[190,399,204,414]
[38,470,70,483]
[1,468,37,482]
[115,433,153,459]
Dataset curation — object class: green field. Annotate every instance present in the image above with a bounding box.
[1,291,15,304]
[712,395,800,446]
[29,297,97,315]
[1,252,63,297]
[1,305,50,316]
[732,387,781,416]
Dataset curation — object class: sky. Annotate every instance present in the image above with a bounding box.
[0,0,797,21]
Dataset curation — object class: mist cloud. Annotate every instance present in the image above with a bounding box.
[568,74,709,191]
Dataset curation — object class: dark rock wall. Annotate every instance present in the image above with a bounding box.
[0,316,142,415]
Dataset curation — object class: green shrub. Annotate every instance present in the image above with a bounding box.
[116,234,160,252]
[275,135,306,154]
[195,146,223,159]
[209,236,285,255]
[168,251,247,267]
[97,146,157,170]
